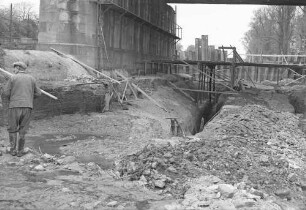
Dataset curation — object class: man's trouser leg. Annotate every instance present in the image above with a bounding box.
[8,133,17,155]
[8,108,32,156]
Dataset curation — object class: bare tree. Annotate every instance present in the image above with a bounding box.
[184,45,195,60]
[243,7,276,55]
[0,1,39,48]
[244,6,297,55]
[186,45,195,52]
[13,2,37,21]
[293,6,306,53]
[176,42,184,60]
[273,6,296,54]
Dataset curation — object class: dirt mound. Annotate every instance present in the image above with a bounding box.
[117,104,306,206]
[1,49,93,83]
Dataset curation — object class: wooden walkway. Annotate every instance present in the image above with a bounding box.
[139,59,306,105]
[151,59,306,70]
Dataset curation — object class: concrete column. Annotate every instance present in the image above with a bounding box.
[208,45,215,61]
[201,35,208,61]
[195,38,201,61]
[38,0,97,67]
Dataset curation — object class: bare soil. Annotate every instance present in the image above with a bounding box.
[1,82,305,209]
[0,82,197,210]
[0,48,305,209]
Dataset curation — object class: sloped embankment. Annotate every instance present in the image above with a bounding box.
[0,48,103,125]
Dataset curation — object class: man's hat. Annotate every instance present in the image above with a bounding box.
[13,61,27,69]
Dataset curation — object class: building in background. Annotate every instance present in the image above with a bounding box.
[184,34,227,61]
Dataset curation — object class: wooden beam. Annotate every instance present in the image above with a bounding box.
[150,59,306,70]
[284,75,306,86]
[168,81,195,102]
[181,60,238,92]
[132,83,169,112]
[115,65,167,111]
[50,48,120,84]
[0,68,58,100]
[114,70,138,99]
[245,54,306,58]
[165,0,306,5]
[173,87,239,95]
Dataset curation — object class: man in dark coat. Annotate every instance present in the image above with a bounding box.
[3,61,41,157]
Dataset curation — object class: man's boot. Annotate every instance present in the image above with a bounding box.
[17,135,25,157]
[9,133,17,156]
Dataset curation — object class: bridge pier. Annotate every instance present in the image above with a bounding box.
[38,0,180,72]
[38,0,98,68]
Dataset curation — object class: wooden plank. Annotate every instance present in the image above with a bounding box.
[50,48,120,84]
[284,75,306,86]
[173,87,239,95]
[132,83,169,112]
[113,72,167,112]
[0,68,58,100]
[181,60,238,92]
[168,81,195,102]
[114,70,138,99]
[150,60,306,69]
[120,81,129,103]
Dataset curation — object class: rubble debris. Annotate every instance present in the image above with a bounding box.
[117,104,306,205]
[106,201,118,207]
[34,165,45,171]
[57,156,76,165]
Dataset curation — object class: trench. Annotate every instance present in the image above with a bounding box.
[288,90,306,132]
[1,77,223,161]
[193,87,306,135]
[193,94,226,134]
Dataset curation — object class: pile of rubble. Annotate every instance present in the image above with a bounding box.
[117,105,306,206]
[179,175,293,210]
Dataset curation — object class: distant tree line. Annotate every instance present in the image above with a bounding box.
[243,6,306,56]
[0,2,38,44]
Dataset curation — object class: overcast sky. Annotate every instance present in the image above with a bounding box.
[0,0,260,55]
[171,4,261,54]
[0,0,39,13]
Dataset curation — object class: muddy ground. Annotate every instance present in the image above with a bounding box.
[0,78,197,210]
[0,76,306,209]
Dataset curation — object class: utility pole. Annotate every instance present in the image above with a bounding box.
[9,3,12,47]
[218,46,238,87]
[27,14,30,37]
[231,48,236,88]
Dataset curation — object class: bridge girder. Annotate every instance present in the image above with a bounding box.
[165,0,306,5]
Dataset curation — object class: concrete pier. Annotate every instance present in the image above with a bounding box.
[38,0,179,72]
[38,0,97,68]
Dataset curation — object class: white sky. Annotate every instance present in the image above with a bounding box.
[0,1,261,55]
[171,4,261,54]
[0,0,39,13]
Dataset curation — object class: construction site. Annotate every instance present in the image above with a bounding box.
[1,0,306,209]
